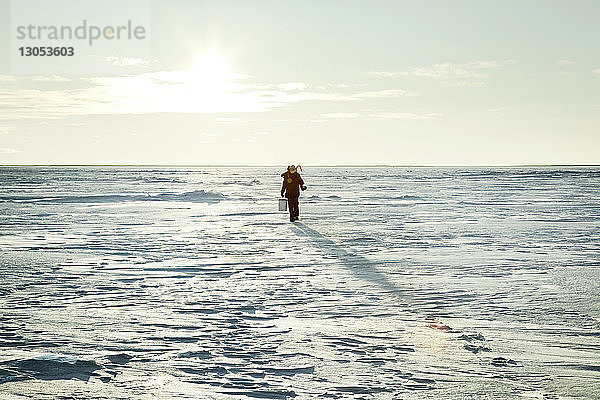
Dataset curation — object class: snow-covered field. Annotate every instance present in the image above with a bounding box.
[1,166,598,399]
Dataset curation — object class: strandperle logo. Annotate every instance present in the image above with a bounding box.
[9,0,151,74]
[15,20,147,46]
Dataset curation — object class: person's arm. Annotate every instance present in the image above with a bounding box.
[281,179,286,197]
[299,174,307,191]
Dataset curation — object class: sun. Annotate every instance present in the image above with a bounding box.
[144,50,256,113]
[188,53,235,94]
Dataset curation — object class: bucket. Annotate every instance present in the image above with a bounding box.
[278,198,287,211]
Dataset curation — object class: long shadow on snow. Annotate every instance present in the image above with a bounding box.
[290,222,410,302]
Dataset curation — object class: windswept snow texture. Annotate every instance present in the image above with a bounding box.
[0,166,599,399]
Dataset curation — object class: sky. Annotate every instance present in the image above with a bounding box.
[1,0,599,165]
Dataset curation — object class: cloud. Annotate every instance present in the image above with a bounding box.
[409,63,486,78]
[352,89,413,98]
[333,83,368,89]
[556,59,576,66]
[0,72,411,120]
[254,82,308,91]
[370,60,516,81]
[0,74,70,83]
[106,56,149,67]
[488,107,507,112]
[369,71,397,78]
[277,82,308,91]
[0,126,16,135]
[320,111,443,120]
[0,147,22,154]
[374,112,443,120]
[321,112,361,119]
[0,75,18,82]
[593,68,600,75]
[32,75,72,82]
[446,80,486,87]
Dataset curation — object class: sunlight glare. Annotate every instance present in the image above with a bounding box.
[189,53,234,94]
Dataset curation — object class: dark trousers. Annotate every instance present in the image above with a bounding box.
[288,196,299,221]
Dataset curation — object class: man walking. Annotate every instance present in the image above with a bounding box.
[281,165,307,222]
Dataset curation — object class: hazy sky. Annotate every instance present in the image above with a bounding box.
[1,0,599,165]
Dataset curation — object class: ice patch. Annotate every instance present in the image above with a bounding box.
[363,195,423,201]
[34,354,78,364]
[142,177,186,183]
[222,179,261,186]
[491,357,518,366]
[106,353,134,364]
[0,354,102,382]
[463,344,491,353]
[261,365,314,375]
[178,350,212,359]
[0,190,226,204]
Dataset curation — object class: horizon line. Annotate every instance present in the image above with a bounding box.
[1,164,599,168]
